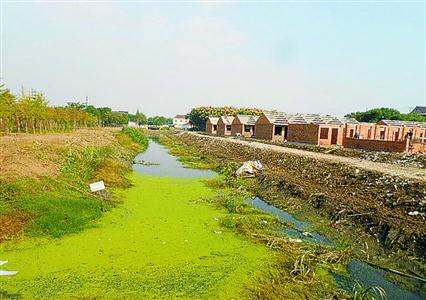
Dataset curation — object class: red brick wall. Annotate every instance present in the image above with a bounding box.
[217,119,231,136]
[231,123,243,136]
[255,115,274,140]
[205,120,217,134]
[288,124,319,145]
[343,138,408,153]
[318,125,344,146]
[409,142,426,154]
[231,117,255,137]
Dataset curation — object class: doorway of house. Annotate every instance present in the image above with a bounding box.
[331,128,338,145]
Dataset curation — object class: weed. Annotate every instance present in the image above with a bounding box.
[351,283,387,300]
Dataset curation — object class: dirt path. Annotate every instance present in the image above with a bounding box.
[192,133,426,182]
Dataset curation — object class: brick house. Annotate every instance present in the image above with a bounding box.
[205,117,219,135]
[231,115,259,137]
[217,116,234,136]
[255,111,290,141]
[343,119,426,153]
[411,106,426,116]
[287,114,357,146]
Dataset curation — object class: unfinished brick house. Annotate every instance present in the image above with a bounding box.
[255,111,290,141]
[205,117,219,135]
[217,116,234,136]
[286,114,357,146]
[231,115,259,137]
[343,120,426,153]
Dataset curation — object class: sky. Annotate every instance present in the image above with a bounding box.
[2,1,425,117]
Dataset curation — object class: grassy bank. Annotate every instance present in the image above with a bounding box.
[0,128,148,241]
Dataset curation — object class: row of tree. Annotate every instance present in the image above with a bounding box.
[345,108,426,123]
[187,106,263,130]
[0,85,172,133]
[0,87,100,133]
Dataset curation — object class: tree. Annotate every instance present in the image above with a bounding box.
[135,109,147,125]
[147,116,171,126]
[0,85,16,133]
[187,106,263,130]
[346,107,426,123]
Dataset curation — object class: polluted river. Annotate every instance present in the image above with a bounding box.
[1,139,425,299]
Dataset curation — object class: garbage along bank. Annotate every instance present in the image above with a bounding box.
[171,133,426,264]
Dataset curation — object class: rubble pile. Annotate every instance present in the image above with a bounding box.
[180,133,426,258]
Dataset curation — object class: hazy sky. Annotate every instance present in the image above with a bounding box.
[2,1,425,117]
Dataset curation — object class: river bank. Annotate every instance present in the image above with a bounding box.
[0,131,275,298]
[156,130,426,299]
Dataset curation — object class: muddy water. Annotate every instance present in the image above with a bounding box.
[133,140,216,178]
[245,197,426,299]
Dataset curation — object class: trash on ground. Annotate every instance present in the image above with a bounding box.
[236,160,263,177]
[288,237,303,243]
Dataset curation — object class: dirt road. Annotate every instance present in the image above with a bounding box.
[192,133,426,182]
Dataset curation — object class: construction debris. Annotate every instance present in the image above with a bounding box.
[236,160,263,177]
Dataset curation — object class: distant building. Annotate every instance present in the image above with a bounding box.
[128,120,139,128]
[173,114,192,129]
[343,119,426,153]
[411,106,426,116]
[205,117,219,135]
[231,115,259,137]
[113,111,129,114]
[217,116,234,136]
[255,111,289,141]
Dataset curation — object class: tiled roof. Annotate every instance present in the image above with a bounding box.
[262,111,358,126]
[235,115,259,125]
[220,116,235,125]
[411,106,426,114]
[207,117,219,125]
[379,119,426,128]
[262,111,290,125]
[174,115,187,119]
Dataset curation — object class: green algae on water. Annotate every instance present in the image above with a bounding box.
[0,173,272,299]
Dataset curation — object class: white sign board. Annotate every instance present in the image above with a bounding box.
[89,181,106,192]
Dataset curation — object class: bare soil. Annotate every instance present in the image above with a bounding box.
[0,128,119,180]
[0,211,29,242]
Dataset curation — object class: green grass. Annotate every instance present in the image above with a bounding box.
[0,174,272,299]
[0,129,148,240]
[121,127,149,148]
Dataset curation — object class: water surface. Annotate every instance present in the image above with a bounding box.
[245,196,426,298]
[245,196,332,245]
[133,140,216,178]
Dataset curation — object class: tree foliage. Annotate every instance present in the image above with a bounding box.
[187,106,263,130]
[345,107,426,123]
[0,85,145,133]
[147,116,172,126]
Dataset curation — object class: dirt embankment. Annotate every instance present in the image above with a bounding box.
[182,133,426,259]
[0,128,119,180]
